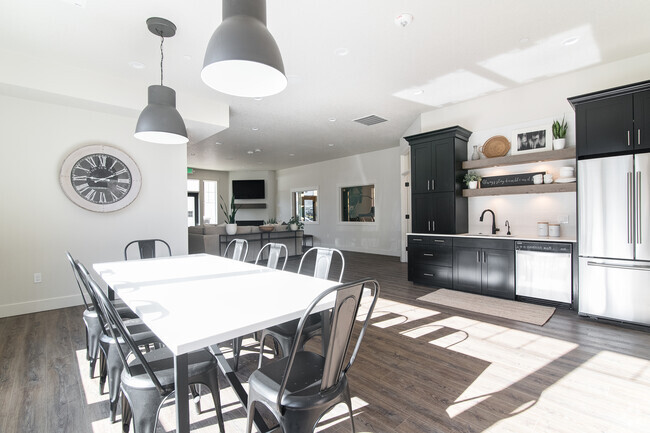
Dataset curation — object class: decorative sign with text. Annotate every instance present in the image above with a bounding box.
[480,171,545,188]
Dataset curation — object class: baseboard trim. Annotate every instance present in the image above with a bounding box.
[0,294,84,318]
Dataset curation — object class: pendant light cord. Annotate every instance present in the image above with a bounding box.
[159,33,164,86]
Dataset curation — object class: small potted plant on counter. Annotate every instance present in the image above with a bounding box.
[552,116,568,150]
[260,218,277,232]
[288,215,304,231]
[463,172,481,189]
[219,195,239,235]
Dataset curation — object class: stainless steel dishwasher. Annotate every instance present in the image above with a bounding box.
[515,241,572,304]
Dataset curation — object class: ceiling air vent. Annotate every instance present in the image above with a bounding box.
[353,114,387,126]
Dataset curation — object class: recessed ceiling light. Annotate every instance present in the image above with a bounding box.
[328,143,334,147]
[562,36,580,46]
[253,97,263,101]
[215,141,222,145]
[129,61,145,69]
[255,148,261,152]
[251,127,259,131]
[247,150,254,155]
[334,48,349,56]
[413,89,424,95]
[289,153,295,157]
[328,117,337,122]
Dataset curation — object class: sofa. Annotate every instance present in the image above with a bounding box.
[188,224,304,261]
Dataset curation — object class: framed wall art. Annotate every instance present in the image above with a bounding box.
[511,125,552,155]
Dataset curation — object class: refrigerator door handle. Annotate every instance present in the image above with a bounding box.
[627,172,633,244]
[638,171,642,244]
[628,130,631,146]
[587,260,650,272]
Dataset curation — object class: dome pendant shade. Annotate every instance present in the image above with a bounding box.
[201,0,287,98]
[135,85,189,144]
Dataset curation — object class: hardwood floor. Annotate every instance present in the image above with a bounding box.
[1,251,649,432]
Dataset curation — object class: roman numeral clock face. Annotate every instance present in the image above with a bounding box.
[60,145,141,212]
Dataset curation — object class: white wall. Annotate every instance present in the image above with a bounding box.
[408,53,650,239]
[0,93,187,318]
[277,148,402,257]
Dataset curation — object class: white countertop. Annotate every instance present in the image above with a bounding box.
[407,233,576,243]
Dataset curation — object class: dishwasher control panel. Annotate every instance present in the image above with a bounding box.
[515,241,572,254]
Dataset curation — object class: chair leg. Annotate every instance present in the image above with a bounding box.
[232,336,243,371]
[245,400,256,433]
[343,385,355,433]
[205,371,225,433]
[190,384,201,414]
[99,350,107,394]
[121,393,132,433]
[257,332,268,369]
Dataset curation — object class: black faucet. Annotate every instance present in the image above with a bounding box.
[505,220,511,235]
[480,209,500,234]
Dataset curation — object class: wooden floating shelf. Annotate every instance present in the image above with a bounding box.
[236,203,267,209]
[462,147,576,170]
[462,182,576,197]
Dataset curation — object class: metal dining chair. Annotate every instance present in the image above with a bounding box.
[124,239,172,260]
[76,261,164,423]
[258,247,345,366]
[88,270,226,433]
[224,238,248,261]
[229,242,290,371]
[246,279,380,433]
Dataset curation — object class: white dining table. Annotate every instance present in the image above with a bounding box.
[93,253,338,433]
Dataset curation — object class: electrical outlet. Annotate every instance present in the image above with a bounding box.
[558,214,569,224]
[33,273,42,283]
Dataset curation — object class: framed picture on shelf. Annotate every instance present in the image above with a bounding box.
[511,125,552,155]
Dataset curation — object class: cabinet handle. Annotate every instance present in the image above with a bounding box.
[431,179,435,190]
[483,251,487,263]
[427,180,430,191]
[639,129,642,146]
[423,253,434,257]
[628,130,631,146]
[412,238,423,242]
[423,273,434,277]
[432,221,435,231]
[428,221,431,231]
[477,251,480,263]
[627,172,633,244]
[433,239,445,243]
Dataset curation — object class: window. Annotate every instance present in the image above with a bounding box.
[187,180,200,227]
[203,180,218,224]
[292,189,318,223]
[340,184,375,222]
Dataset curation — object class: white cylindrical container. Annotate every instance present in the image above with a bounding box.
[549,224,560,237]
[537,222,549,237]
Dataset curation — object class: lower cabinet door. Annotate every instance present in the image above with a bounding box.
[452,247,482,294]
[481,248,515,299]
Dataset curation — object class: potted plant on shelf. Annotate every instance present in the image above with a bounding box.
[463,172,481,189]
[219,195,239,235]
[287,215,304,231]
[552,116,568,150]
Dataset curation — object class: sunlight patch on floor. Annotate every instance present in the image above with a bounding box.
[315,396,369,431]
[75,349,107,405]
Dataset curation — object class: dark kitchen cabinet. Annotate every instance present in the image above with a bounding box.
[406,126,471,234]
[569,82,650,158]
[407,235,453,288]
[452,238,515,300]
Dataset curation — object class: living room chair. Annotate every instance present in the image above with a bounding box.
[258,247,345,366]
[224,238,248,262]
[88,269,226,433]
[246,278,380,433]
[124,239,172,260]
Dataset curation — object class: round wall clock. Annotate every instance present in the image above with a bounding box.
[60,145,142,212]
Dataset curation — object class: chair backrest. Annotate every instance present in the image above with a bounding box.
[224,239,248,262]
[255,242,288,270]
[124,239,172,260]
[298,247,345,282]
[277,278,380,408]
[65,251,91,311]
[75,260,110,331]
[83,263,169,395]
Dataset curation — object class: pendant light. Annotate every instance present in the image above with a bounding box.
[201,0,287,98]
[135,17,188,144]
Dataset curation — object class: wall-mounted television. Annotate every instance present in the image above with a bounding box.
[232,179,265,199]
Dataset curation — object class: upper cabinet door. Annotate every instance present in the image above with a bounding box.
[411,143,432,194]
[634,90,650,151]
[432,139,455,192]
[576,94,634,158]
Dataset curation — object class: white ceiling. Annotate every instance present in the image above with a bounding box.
[2,0,650,171]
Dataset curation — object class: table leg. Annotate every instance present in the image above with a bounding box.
[174,353,190,433]
[212,346,272,432]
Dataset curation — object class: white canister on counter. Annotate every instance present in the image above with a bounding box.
[549,224,560,237]
[537,222,549,237]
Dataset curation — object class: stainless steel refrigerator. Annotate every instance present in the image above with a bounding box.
[578,153,650,325]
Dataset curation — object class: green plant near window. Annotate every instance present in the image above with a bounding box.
[552,116,568,139]
[463,171,481,186]
[265,217,278,225]
[219,195,238,224]
[287,215,304,230]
